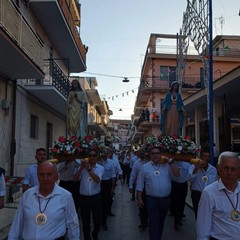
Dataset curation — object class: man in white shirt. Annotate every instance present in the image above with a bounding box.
[57,160,80,212]
[98,147,116,230]
[22,148,47,192]
[196,151,240,240]
[73,148,104,240]
[129,149,149,229]
[136,146,180,240]
[189,148,218,219]
[8,161,80,240]
[0,167,6,209]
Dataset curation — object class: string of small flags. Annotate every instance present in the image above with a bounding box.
[103,88,138,101]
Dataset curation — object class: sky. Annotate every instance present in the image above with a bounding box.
[79,0,240,120]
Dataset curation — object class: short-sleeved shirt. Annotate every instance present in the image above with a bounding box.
[23,163,39,187]
[136,161,172,198]
[79,163,104,196]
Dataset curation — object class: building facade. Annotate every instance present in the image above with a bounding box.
[0,0,87,177]
[131,34,240,155]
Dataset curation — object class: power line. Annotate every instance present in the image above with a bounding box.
[82,71,140,79]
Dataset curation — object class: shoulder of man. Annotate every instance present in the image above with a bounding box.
[0,167,5,176]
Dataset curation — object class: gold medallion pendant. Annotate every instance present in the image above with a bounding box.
[35,213,47,225]
[87,177,93,182]
[154,171,160,176]
[202,176,208,182]
[231,210,240,222]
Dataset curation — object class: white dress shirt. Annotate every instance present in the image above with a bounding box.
[8,184,80,240]
[23,163,39,187]
[79,163,104,196]
[136,161,172,198]
[189,164,218,191]
[98,159,116,180]
[196,179,240,240]
[112,154,123,175]
[171,161,191,183]
[129,159,147,189]
[0,173,5,196]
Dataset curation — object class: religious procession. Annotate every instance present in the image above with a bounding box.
[1,77,240,240]
[1,1,240,240]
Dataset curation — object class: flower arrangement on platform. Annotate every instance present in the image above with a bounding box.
[50,135,104,159]
[145,135,200,156]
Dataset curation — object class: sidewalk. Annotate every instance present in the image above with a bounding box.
[0,207,16,240]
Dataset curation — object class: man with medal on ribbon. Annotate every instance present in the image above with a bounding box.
[196,151,240,240]
[136,146,180,240]
[188,147,218,219]
[73,148,104,240]
[8,161,80,240]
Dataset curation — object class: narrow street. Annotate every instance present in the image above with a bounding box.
[0,181,197,240]
[94,182,197,240]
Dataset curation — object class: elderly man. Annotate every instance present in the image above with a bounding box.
[196,151,240,240]
[8,161,80,240]
[136,146,180,240]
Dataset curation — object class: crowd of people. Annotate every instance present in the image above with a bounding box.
[1,144,240,240]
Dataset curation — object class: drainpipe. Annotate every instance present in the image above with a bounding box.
[9,79,17,202]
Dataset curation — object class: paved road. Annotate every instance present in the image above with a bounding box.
[1,183,197,240]
[95,183,197,240]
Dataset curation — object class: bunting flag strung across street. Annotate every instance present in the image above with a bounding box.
[104,87,138,101]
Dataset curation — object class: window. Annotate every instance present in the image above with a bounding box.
[30,114,39,139]
[160,66,176,87]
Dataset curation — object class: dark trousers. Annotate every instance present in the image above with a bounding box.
[146,195,170,240]
[79,193,102,240]
[191,190,202,219]
[122,164,131,184]
[59,180,80,213]
[101,179,112,225]
[171,181,188,224]
[139,189,148,225]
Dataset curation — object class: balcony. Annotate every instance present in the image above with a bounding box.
[29,0,87,73]
[0,0,44,79]
[24,59,71,116]
[139,76,203,92]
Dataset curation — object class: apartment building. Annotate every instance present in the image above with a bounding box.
[0,0,87,176]
[131,34,240,154]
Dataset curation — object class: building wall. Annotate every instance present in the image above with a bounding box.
[0,79,13,173]
[14,87,66,177]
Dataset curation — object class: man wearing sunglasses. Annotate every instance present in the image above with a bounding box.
[136,146,180,240]
[73,148,104,240]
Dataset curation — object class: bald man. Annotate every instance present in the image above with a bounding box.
[9,161,80,240]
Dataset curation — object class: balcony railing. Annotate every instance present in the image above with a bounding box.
[213,48,240,58]
[0,0,44,69]
[26,59,71,98]
[147,43,240,59]
[139,76,204,90]
[59,0,86,64]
